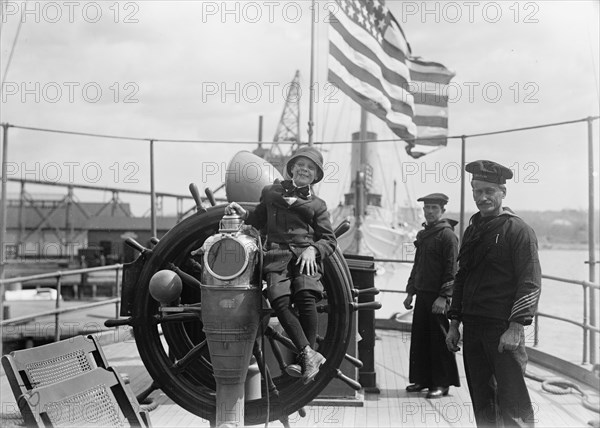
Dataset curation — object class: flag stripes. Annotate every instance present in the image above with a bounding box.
[328,0,455,157]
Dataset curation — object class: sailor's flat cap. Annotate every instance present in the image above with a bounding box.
[417,193,449,205]
[466,160,513,184]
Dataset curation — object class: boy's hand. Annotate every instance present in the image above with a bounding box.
[297,246,318,275]
[225,202,246,218]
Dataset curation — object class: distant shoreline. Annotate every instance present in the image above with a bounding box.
[538,243,597,251]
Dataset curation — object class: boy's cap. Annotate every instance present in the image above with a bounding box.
[466,160,513,184]
[286,146,325,183]
[417,193,449,206]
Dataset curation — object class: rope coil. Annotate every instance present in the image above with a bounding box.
[526,372,600,414]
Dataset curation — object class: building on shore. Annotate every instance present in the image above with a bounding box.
[4,196,177,264]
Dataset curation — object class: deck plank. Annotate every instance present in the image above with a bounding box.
[1,328,598,428]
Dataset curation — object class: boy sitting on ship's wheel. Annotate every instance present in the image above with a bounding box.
[225,146,337,384]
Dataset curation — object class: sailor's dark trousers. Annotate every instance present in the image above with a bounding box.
[462,319,535,428]
[408,291,460,388]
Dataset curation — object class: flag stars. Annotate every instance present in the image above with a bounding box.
[341,0,352,16]
[367,11,375,25]
[349,5,357,19]
[371,23,379,38]
[339,0,348,13]
[366,20,373,34]
[359,3,367,20]
[357,11,365,26]
[379,15,388,31]
[342,0,386,41]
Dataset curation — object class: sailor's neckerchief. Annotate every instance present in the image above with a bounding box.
[414,218,457,248]
[458,208,517,270]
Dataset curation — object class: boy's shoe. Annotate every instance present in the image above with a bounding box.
[285,362,302,378]
[299,346,326,384]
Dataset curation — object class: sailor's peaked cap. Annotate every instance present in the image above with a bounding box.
[417,193,449,206]
[466,160,513,184]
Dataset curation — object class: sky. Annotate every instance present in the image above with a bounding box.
[1,0,599,220]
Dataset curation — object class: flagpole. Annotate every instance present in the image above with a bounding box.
[307,0,316,147]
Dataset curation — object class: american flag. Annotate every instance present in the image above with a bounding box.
[328,0,455,158]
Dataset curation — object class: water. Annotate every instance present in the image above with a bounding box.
[372,248,600,364]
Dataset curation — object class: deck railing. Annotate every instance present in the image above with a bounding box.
[1,259,599,366]
[372,257,600,366]
[534,274,600,365]
[0,264,123,342]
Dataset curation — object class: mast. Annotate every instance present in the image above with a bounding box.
[354,108,368,252]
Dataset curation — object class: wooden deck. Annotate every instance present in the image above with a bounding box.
[1,328,598,428]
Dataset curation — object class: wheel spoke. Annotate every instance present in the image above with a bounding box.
[157,313,201,323]
[252,340,279,397]
[267,333,289,373]
[264,325,297,353]
[168,262,203,288]
[171,340,210,373]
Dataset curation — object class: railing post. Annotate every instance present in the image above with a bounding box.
[533,313,539,347]
[0,123,10,323]
[586,116,597,364]
[80,271,88,299]
[114,266,120,319]
[150,139,157,239]
[54,274,62,342]
[582,282,588,365]
[459,135,466,242]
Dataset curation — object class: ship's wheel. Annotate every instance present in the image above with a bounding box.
[116,203,370,426]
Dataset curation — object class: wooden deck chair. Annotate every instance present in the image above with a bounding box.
[1,335,110,400]
[17,366,150,427]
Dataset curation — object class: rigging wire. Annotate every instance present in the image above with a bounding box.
[370,122,392,211]
[319,86,331,144]
[1,0,26,87]
[4,116,598,145]
[310,1,320,147]
[393,141,419,222]
[0,0,5,36]
[585,3,600,111]
[323,97,352,204]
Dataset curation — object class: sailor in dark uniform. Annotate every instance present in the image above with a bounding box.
[404,193,460,398]
[225,146,336,384]
[447,160,541,427]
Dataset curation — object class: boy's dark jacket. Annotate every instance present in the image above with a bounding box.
[245,182,337,259]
